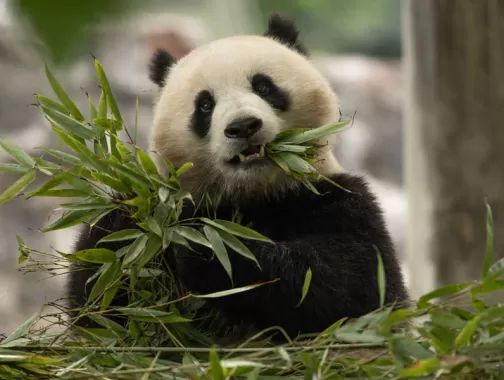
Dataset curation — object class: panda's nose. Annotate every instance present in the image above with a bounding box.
[225,117,263,139]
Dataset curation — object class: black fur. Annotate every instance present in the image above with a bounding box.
[149,48,176,87]
[251,73,291,112]
[264,13,308,56]
[67,173,409,339]
[190,90,215,138]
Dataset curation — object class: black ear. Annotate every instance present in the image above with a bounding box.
[264,13,308,56]
[149,48,176,87]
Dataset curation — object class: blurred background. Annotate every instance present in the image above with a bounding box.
[1,0,502,334]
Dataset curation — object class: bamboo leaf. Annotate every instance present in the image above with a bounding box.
[482,202,494,279]
[40,209,98,232]
[376,250,386,308]
[175,226,212,248]
[0,170,36,205]
[137,149,159,176]
[122,234,149,267]
[275,152,316,174]
[216,229,259,267]
[0,163,31,175]
[203,225,232,282]
[209,349,225,380]
[36,148,81,166]
[0,309,41,346]
[97,229,145,244]
[42,106,95,140]
[32,189,90,198]
[45,64,85,121]
[94,59,123,127]
[455,315,481,348]
[88,260,121,302]
[75,248,117,264]
[105,160,152,189]
[0,138,35,168]
[417,282,473,308]
[35,94,69,115]
[297,267,312,307]
[116,308,190,323]
[274,120,351,145]
[201,218,273,243]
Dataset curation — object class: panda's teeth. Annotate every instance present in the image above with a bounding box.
[239,154,247,162]
[259,146,265,157]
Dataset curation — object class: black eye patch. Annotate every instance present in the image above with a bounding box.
[190,90,215,138]
[251,73,290,112]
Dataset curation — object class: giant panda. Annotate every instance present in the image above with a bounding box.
[68,14,409,341]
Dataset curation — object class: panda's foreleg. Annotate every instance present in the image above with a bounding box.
[66,208,137,327]
[175,231,408,338]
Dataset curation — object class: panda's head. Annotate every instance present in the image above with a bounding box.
[148,14,343,201]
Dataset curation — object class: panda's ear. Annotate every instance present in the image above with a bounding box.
[149,48,177,87]
[264,13,308,56]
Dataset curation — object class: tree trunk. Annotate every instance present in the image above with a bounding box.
[403,0,504,299]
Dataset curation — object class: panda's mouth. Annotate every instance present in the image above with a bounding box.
[229,145,266,165]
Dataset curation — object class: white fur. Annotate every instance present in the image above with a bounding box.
[148,35,344,201]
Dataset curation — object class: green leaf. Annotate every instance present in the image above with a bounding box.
[75,248,117,264]
[174,226,212,248]
[86,314,127,334]
[201,218,273,243]
[45,64,85,121]
[0,309,41,346]
[209,349,225,380]
[276,152,317,174]
[203,225,232,282]
[455,315,481,348]
[88,260,121,302]
[94,59,123,127]
[93,173,130,193]
[42,106,95,140]
[35,94,69,115]
[137,149,159,176]
[0,163,31,175]
[116,308,190,323]
[482,202,494,279]
[25,171,72,197]
[267,143,310,153]
[136,234,163,269]
[399,358,440,378]
[61,203,117,211]
[487,257,504,279]
[37,148,81,166]
[376,250,386,308]
[40,209,98,232]
[297,267,312,307]
[32,189,91,198]
[122,234,149,267]
[274,120,351,145]
[0,138,35,168]
[417,282,473,308]
[0,170,36,205]
[271,127,311,143]
[175,162,194,177]
[52,128,109,173]
[105,160,152,189]
[268,152,292,174]
[216,229,259,266]
[97,229,145,244]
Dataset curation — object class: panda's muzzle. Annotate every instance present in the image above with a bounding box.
[226,117,268,164]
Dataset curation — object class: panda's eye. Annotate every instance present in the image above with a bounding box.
[199,99,214,113]
[254,81,271,95]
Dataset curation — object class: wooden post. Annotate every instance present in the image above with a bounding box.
[403,0,504,299]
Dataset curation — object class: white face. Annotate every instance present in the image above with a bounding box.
[149,35,342,201]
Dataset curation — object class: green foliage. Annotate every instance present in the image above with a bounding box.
[0,60,503,379]
[11,0,142,65]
